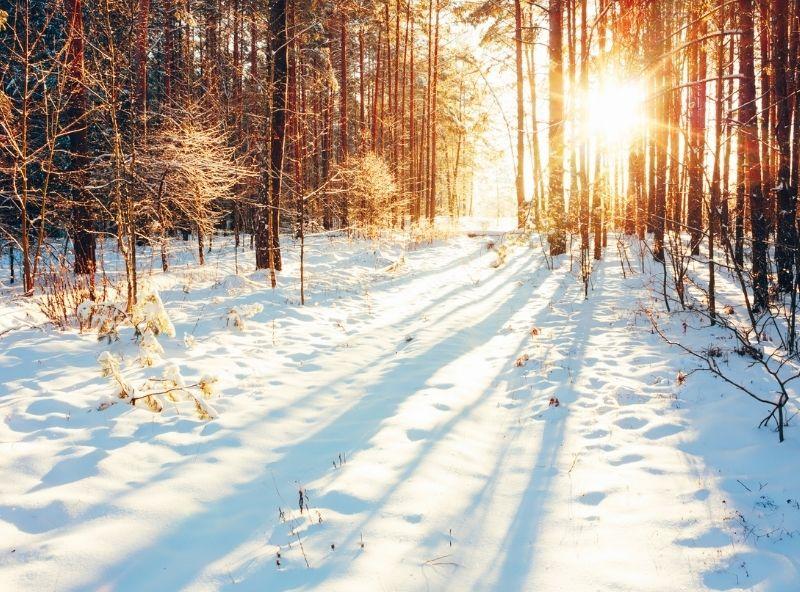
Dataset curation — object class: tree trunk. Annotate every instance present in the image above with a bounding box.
[514,0,525,228]
[64,0,95,282]
[255,0,287,274]
[772,0,794,291]
[134,0,150,132]
[548,0,566,255]
[428,0,440,223]
[687,0,707,255]
[740,0,769,310]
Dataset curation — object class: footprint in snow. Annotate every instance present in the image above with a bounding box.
[608,454,644,466]
[644,423,685,440]
[574,400,598,410]
[613,387,650,406]
[406,429,429,442]
[584,429,610,439]
[315,490,369,515]
[676,528,730,548]
[579,491,608,506]
[586,377,604,389]
[614,416,649,430]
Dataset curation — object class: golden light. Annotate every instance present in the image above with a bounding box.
[586,80,647,142]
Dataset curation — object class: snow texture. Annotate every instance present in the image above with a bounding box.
[0,229,798,591]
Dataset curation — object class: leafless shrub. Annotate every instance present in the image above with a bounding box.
[131,108,255,241]
[734,343,764,361]
[36,256,110,329]
[332,153,398,233]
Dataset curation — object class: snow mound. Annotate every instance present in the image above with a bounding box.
[216,274,261,296]
[373,249,405,270]
[611,385,650,406]
[382,254,406,274]
[226,302,264,330]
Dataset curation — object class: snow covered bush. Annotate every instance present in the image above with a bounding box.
[382,254,406,274]
[97,353,219,420]
[131,288,176,339]
[123,287,176,366]
[226,303,264,330]
[90,286,219,418]
[39,272,174,356]
[160,363,218,420]
[138,328,164,367]
[76,300,130,342]
[96,351,160,412]
[491,244,508,269]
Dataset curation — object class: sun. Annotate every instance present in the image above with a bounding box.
[586,80,646,142]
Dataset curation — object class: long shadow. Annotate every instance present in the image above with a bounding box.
[20,241,519,487]
[84,250,549,591]
[474,262,607,590]
[421,266,579,549]
[258,264,577,591]
[160,238,517,393]
[235,248,546,431]
[7,248,540,562]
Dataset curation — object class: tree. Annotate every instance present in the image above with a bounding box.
[772,0,795,292]
[513,0,525,228]
[739,0,769,311]
[548,0,566,255]
[686,0,707,256]
[64,0,95,281]
[255,0,288,276]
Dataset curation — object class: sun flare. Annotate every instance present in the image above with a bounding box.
[587,81,647,142]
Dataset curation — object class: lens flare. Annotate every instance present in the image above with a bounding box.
[587,80,646,141]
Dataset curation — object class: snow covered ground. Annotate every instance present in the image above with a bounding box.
[1,231,799,591]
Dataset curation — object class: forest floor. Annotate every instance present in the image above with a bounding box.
[1,228,799,591]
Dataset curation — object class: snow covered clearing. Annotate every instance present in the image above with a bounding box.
[1,233,799,591]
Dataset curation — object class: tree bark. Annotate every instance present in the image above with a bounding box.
[772,0,794,291]
[548,0,566,255]
[255,0,287,274]
[514,0,525,228]
[740,0,769,310]
[64,0,95,281]
[687,0,707,255]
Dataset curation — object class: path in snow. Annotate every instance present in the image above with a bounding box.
[1,235,796,591]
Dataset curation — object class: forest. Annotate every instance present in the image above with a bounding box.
[1,0,800,590]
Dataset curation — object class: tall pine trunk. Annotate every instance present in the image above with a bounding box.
[255,0,287,274]
[548,0,566,255]
[64,0,95,282]
[514,0,525,228]
[740,0,769,310]
[773,0,795,291]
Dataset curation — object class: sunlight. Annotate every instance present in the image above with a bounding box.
[586,80,647,142]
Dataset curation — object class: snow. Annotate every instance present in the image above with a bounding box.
[1,232,799,591]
